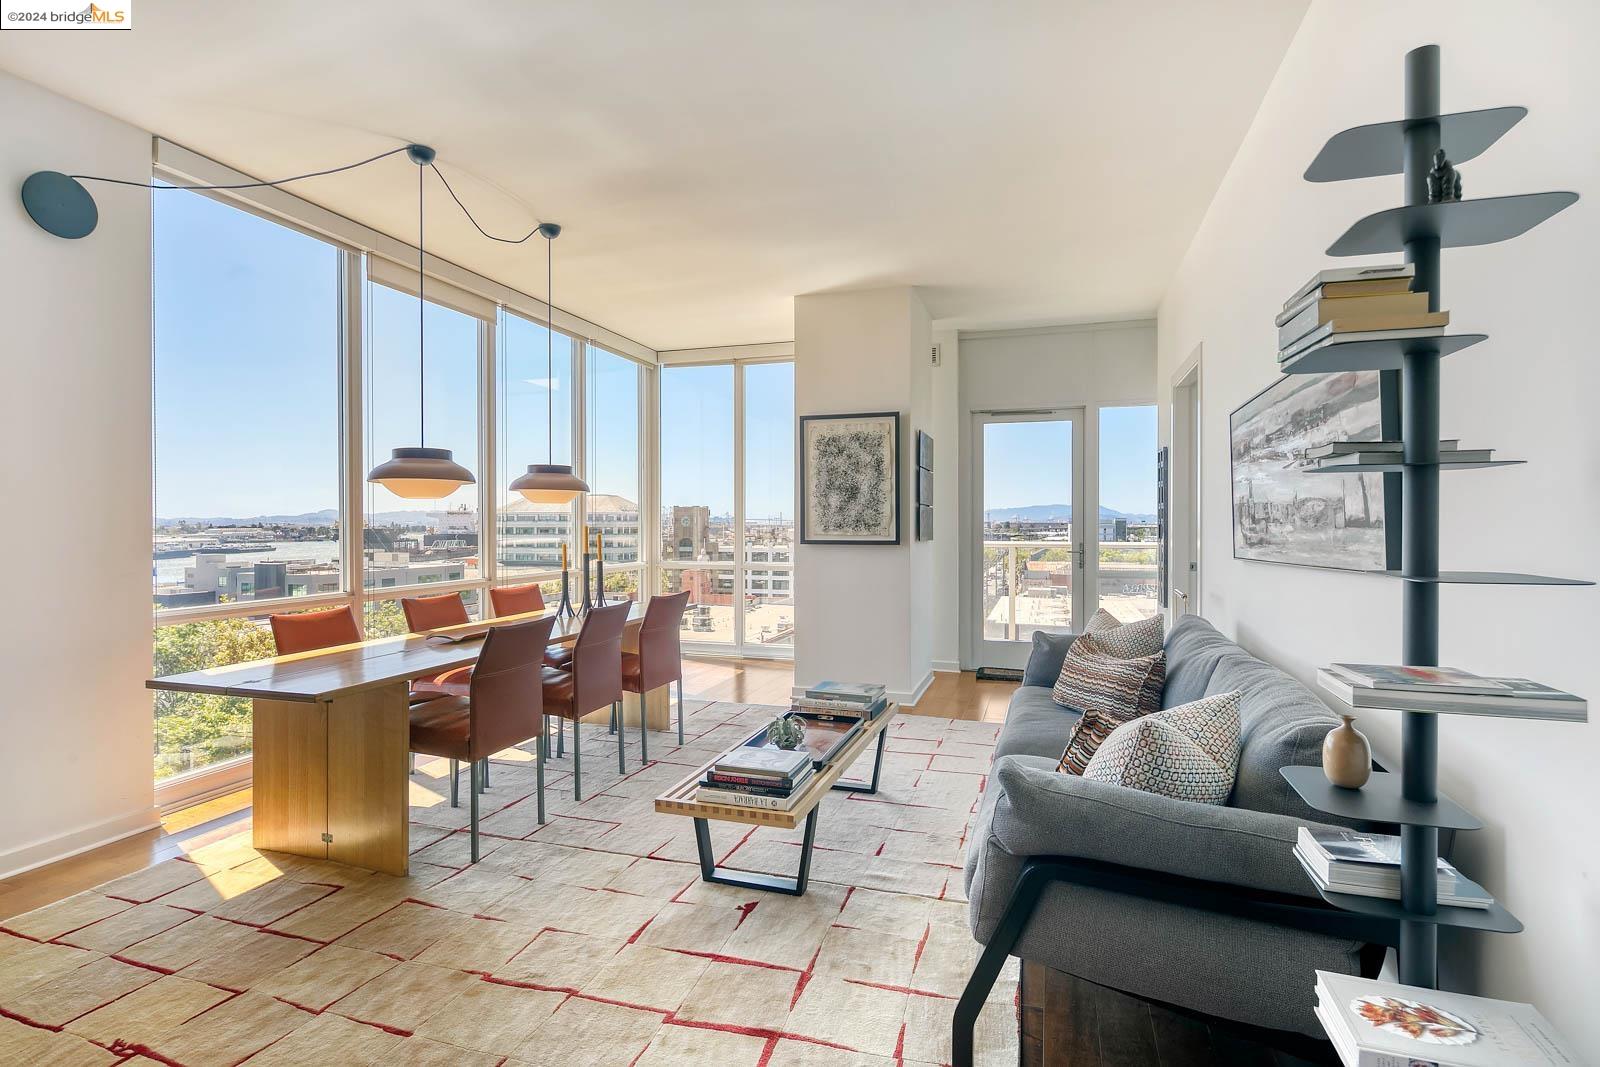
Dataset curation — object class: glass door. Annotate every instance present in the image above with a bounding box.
[971,409,1085,671]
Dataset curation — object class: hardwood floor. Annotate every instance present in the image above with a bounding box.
[0,660,1331,1066]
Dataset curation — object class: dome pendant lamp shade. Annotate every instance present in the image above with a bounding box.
[371,446,476,500]
[512,463,586,504]
[367,145,474,500]
[512,222,588,506]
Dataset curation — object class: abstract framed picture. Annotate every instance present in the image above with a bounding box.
[916,429,934,471]
[1230,370,1400,572]
[800,411,901,545]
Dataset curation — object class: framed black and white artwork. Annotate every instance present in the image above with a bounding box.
[800,411,901,545]
[1230,370,1400,572]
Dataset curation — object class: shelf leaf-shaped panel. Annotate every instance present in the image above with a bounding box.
[1328,192,1577,256]
[1308,883,1524,934]
[1306,460,1524,473]
[1279,333,1486,375]
[1305,107,1527,183]
[1384,571,1595,586]
[1281,767,1482,830]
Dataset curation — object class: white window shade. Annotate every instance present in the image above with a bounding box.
[366,254,497,322]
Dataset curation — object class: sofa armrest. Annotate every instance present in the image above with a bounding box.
[988,755,1328,899]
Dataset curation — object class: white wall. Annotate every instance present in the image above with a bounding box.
[0,72,157,876]
[793,287,934,703]
[957,321,1157,667]
[930,327,962,670]
[1156,2,1600,1055]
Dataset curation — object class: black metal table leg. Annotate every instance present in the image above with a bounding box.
[831,726,887,795]
[694,809,818,896]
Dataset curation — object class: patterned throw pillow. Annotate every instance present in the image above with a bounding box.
[1082,609,1164,658]
[1050,631,1165,725]
[1081,690,1242,804]
[1057,707,1124,775]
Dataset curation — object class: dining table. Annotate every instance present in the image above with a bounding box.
[146,603,657,876]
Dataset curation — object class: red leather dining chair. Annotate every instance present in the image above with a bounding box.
[408,614,556,863]
[539,601,630,808]
[620,590,692,762]
[490,582,580,757]
[269,605,360,656]
[401,592,475,700]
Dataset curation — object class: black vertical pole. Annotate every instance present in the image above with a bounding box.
[1399,43,1441,989]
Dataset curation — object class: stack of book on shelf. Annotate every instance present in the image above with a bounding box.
[1294,827,1492,910]
[1314,970,1579,1067]
[791,680,888,721]
[1318,663,1586,722]
[1278,263,1449,363]
[696,745,814,811]
[1303,439,1497,469]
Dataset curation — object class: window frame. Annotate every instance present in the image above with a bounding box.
[149,162,662,805]
[654,355,795,659]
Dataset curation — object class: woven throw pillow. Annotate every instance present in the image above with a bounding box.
[1081,609,1164,658]
[1081,690,1242,804]
[1050,631,1165,721]
[1056,707,1124,775]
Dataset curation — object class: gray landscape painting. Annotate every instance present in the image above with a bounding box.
[1230,370,1389,571]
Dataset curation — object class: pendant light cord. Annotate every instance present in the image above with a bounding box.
[547,232,554,463]
[71,146,411,190]
[418,160,426,448]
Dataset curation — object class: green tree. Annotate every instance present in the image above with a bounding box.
[151,615,276,778]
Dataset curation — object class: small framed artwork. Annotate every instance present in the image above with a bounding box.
[800,411,901,545]
[917,467,933,509]
[916,504,933,541]
[916,430,933,471]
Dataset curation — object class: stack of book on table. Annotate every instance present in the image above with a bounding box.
[791,680,888,720]
[1303,439,1497,468]
[1294,827,1492,910]
[1314,970,1579,1067]
[1318,663,1586,722]
[1277,263,1449,363]
[696,745,814,811]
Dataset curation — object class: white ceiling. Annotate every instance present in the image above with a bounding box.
[0,1,1307,351]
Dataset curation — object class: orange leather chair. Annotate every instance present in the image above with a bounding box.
[488,582,545,617]
[408,614,557,863]
[539,601,630,803]
[401,592,475,701]
[621,590,692,760]
[269,605,360,656]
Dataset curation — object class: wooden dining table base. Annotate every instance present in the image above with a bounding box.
[251,683,411,876]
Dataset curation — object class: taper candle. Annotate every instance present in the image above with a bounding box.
[560,541,568,569]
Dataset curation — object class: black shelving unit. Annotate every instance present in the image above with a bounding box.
[1279,44,1583,990]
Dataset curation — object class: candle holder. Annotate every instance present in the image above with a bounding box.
[556,568,577,620]
[595,550,607,607]
[580,550,594,614]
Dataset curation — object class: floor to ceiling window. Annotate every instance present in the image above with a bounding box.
[152,189,342,780]
[496,311,576,605]
[586,343,645,603]
[363,276,486,634]
[1096,404,1160,621]
[658,359,794,654]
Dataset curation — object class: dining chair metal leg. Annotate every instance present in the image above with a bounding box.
[482,757,490,790]
[572,718,582,801]
[609,705,617,735]
[450,758,460,808]
[469,759,482,864]
[535,725,546,826]
[676,679,685,745]
[636,699,648,765]
[616,702,626,773]
[558,717,565,758]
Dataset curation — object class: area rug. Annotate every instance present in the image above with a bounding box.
[0,702,1018,1066]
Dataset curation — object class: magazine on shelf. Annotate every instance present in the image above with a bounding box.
[1279,324,1448,363]
[1293,829,1491,909]
[1317,670,1586,722]
[1326,664,1512,695]
[703,764,814,798]
[792,695,887,717]
[1314,971,1580,1067]
[1283,263,1415,310]
[711,745,810,780]
[1315,450,1491,467]
[1305,439,1460,459]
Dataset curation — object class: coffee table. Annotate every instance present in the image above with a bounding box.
[655,703,897,896]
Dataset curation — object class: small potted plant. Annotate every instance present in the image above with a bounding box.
[767,714,806,751]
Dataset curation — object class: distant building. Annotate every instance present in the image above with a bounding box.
[498,494,642,568]
[667,505,713,561]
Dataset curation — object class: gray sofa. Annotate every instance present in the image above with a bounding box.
[958,615,1400,1058]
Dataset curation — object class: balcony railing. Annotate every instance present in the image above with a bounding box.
[981,538,1160,640]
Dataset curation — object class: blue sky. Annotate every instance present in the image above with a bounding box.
[982,407,1157,515]
[154,189,1151,522]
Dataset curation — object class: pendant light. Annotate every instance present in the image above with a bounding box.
[511,223,590,505]
[366,144,476,500]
